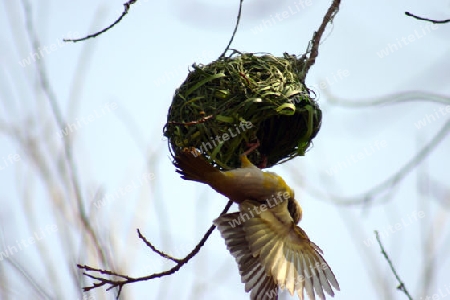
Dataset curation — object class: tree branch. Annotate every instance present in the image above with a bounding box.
[405,11,450,24]
[302,0,341,77]
[64,0,138,42]
[78,200,233,299]
[374,231,413,300]
[219,0,244,58]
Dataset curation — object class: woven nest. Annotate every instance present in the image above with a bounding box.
[163,51,322,170]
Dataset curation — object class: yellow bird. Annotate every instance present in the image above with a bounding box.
[174,148,339,300]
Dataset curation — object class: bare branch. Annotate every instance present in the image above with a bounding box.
[405,11,450,24]
[374,231,413,300]
[137,229,182,264]
[20,0,109,267]
[302,0,341,77]
[64,0,138,42]
[219,0,244,58]
[325,91,450,107]
[79,200,233,298]
[298,117,450,206]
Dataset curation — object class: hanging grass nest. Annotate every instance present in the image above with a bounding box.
[163,51,322,170]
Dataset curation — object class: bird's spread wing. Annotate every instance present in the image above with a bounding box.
[214,212,279,300]
[214,200,339,300]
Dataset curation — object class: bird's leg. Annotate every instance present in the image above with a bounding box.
[242,139,260,157]
[257,155,268,169]
[242,139,268,168]
[240,140,269,169]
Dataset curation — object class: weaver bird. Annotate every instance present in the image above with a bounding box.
[174,148,339,300]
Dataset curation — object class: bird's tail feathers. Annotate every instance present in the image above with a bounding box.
[174,148,221,185]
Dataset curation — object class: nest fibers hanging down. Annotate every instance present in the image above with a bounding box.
[163,51,322,170]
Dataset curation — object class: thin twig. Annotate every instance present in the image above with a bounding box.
[357,117,450,206]
[302,117,450,206]
[405,12,450,24]
[374,231,414,300]
[168,115,213,126]
[21,0,109,268]
[302,0,341,77]
[0,229,54,300]
[219,0,244,58]
[137,229,182,264]
[64,0,138,42]
[79,200,233,298]
[325,91,450,107]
